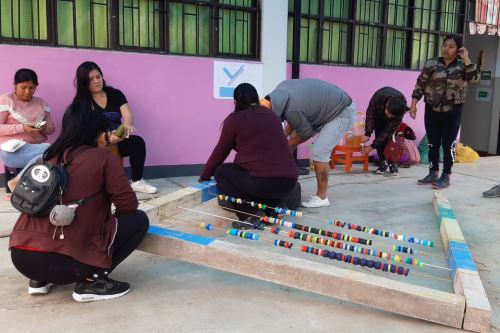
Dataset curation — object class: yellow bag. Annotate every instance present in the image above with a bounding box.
[455,143,480,163]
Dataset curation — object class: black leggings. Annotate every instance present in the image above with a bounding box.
[11,210,150,284]
[214,163,297,220]
[118,135,146,181]
[424,104,462,174]
[374,118,393,164]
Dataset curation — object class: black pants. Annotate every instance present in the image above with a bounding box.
[424,104,462,174]
[214,163,297,220]
[374,118,393,164]
[118,135,146,181]
[11,210,150,284]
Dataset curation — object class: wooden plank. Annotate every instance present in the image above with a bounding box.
[138,227,465,328]
[138,203,159,225]
[457,270,492,333]
[147,187,201,218]
[432,192,492,332]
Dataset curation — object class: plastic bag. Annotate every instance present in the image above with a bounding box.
[455,143,480,163]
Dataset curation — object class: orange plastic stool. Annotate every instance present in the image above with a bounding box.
[330,145,369,173]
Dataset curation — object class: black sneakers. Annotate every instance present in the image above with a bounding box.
[388,164,399,176]
[432,173,451,189]
[28,280,54,295]
[72,277,130,302]
[417,170,439,185]
[374,162,388,174]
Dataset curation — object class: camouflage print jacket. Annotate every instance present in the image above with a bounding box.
[411,57,479,112]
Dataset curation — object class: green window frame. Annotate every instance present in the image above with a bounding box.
[0,0,260,60]
[288,0,467,70]
[0,0,49,42]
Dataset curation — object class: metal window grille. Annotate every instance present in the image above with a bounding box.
[118,0,161,50]
[288,0,467,70]
[0,0,259,59]
[56,0,109,48]
[0,0,49,43]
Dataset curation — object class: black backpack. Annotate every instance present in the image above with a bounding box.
[11,149,86,216]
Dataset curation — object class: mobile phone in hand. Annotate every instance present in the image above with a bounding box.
[34,121,47,129]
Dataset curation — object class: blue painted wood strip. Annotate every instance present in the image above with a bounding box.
[193,181,218,202]
[448,244,477,281]
[148,225,215,246]
[437,203,456,220]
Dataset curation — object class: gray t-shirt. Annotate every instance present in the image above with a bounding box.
[269,79,352,139]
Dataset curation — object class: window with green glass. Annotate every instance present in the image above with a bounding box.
[1,0,259,59]
[322,21,349,64]
[387,0,408,27]
[385,29,407,68]
[440,0,461,33]
[119,0,161,49]
[411,32,437,69]
[323,0,350,19]
[356,0,382,23]
[354,25,381,67]
[413,0,438,30]
[57,0,109,48]
[0,0,48,41]
[288,0,466,70]
[218,8,253,56]
[168,2,210,55]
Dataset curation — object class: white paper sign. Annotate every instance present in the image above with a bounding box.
[213,61,263,99]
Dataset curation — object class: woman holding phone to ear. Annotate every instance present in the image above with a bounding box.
[410,34,478,189]
[0,68,55,168]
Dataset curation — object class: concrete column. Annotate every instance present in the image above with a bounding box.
[261,0,288,96]
[487,40,500,154]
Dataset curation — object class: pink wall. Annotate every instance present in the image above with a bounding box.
[0,44,234,169]
[291,64,425,159]
[0,44,426,171]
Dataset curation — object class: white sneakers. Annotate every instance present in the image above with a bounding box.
[130,179,158,194]
[301,195,330,208]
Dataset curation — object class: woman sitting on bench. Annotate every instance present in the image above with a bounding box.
[72,61,157,194]
[0,68,55,168]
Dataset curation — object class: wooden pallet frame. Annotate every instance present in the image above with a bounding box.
[136,181,491,332]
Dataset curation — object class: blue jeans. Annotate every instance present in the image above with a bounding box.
[1,143,50,168]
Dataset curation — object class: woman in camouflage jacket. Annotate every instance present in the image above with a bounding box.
[410,34,478,189]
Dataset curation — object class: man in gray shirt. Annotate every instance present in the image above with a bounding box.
[265,79,356,208]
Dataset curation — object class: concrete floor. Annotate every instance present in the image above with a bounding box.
[0,158,499,333]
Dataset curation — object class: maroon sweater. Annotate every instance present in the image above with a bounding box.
[200,105,298,181]
[9,147,138,268]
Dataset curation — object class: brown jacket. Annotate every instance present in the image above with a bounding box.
[9,146,138,268]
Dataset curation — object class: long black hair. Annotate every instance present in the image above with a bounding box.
[43,104,110,161]
[73,61,106,104]
[14,68,39,85]
[233,83,259,112]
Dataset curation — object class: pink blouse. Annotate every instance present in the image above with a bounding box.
[0,93,55,146]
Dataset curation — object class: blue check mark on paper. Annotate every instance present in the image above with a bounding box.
[223,65,245,85]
